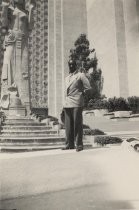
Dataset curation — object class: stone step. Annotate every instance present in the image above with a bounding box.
[0,138,65,144]
[0,136,65,143]
[5,117,34,120]
[0,144,64,152]
[0,136,91,145]
[0,142,64,147]
[0,134,60,138]
[1,125,52,130]
[0,139,91,145]
[0,116,68,152]
[0,138,92,147]
[0,130,59,135]
[5,119,34,123]
[0,141,92,149]
[2,122,47,126]
[6,116,33,119]
[0,140,92,152]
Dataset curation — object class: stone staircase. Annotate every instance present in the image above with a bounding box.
[0,116,93,152]
[0,116,65,152]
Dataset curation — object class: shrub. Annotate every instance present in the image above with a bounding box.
[94,136,123,146]
[88,99,108,110]
[53,121,59,125]
[127,96,139,114]
[83,124,91,129]
[48,115,59,122]
[83,129,105,135]
[126,137,138,143]
[107,97,130,112]
[0,111,6,123]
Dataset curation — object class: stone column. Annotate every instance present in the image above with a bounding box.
[48,0,87,118]
[114,0,129,98]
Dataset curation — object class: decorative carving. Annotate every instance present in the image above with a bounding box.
[28,0,48,108]
[0,0,48,110]
[22,72,28,79]
[0,0,35,110]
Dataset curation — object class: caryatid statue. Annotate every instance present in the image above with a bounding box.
[0,0,34,113]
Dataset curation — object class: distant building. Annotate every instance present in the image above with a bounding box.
[87,0,139,98]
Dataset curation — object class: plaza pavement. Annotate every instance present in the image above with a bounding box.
[0,115,139,210]
[0,145,139,210]
[83,115,139,138]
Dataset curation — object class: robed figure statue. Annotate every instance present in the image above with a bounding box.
[0,0,34,112]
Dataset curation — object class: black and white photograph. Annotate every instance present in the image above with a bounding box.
[0,0,139,209]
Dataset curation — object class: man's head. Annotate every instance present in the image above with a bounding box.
[13,0,25,8]
[14,0,24,3]
[68,59,77,73]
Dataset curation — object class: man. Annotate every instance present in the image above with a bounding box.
[62,60,91,152]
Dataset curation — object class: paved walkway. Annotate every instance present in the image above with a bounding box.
[1,115,139,209]
[83,115,139,133]
[0,146,139,210]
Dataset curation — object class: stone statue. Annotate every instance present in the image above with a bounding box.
[0,0,34,112]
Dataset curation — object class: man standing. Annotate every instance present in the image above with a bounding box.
[62,60,91,152]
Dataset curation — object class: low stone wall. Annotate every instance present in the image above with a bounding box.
[114,111,130,118]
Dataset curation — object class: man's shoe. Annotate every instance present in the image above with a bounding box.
[62,147,70,150]
[62,146,74,150]
[76,147,83,152]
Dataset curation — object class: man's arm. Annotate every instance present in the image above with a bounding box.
[80,73,91,92]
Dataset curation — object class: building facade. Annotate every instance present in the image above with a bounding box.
[48,0,87,116]
[87,0,139,98]
[0,0,87,117]
[30,0,87,117]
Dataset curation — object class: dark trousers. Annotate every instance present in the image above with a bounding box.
[64,107,83,148]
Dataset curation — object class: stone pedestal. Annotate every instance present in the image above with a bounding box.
[8,92,26,117]
[114,111,130,118]
[9,106,26,117]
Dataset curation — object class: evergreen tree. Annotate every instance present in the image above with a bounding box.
[69,34,104,104]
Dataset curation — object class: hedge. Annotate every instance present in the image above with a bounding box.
[94,136,123,146]
[86,96,139,114]
[127,96,139,114]
[83,129,105,135]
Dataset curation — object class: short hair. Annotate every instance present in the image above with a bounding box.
[14,0,25,6]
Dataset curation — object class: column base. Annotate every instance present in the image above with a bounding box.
[9,106,26,117]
